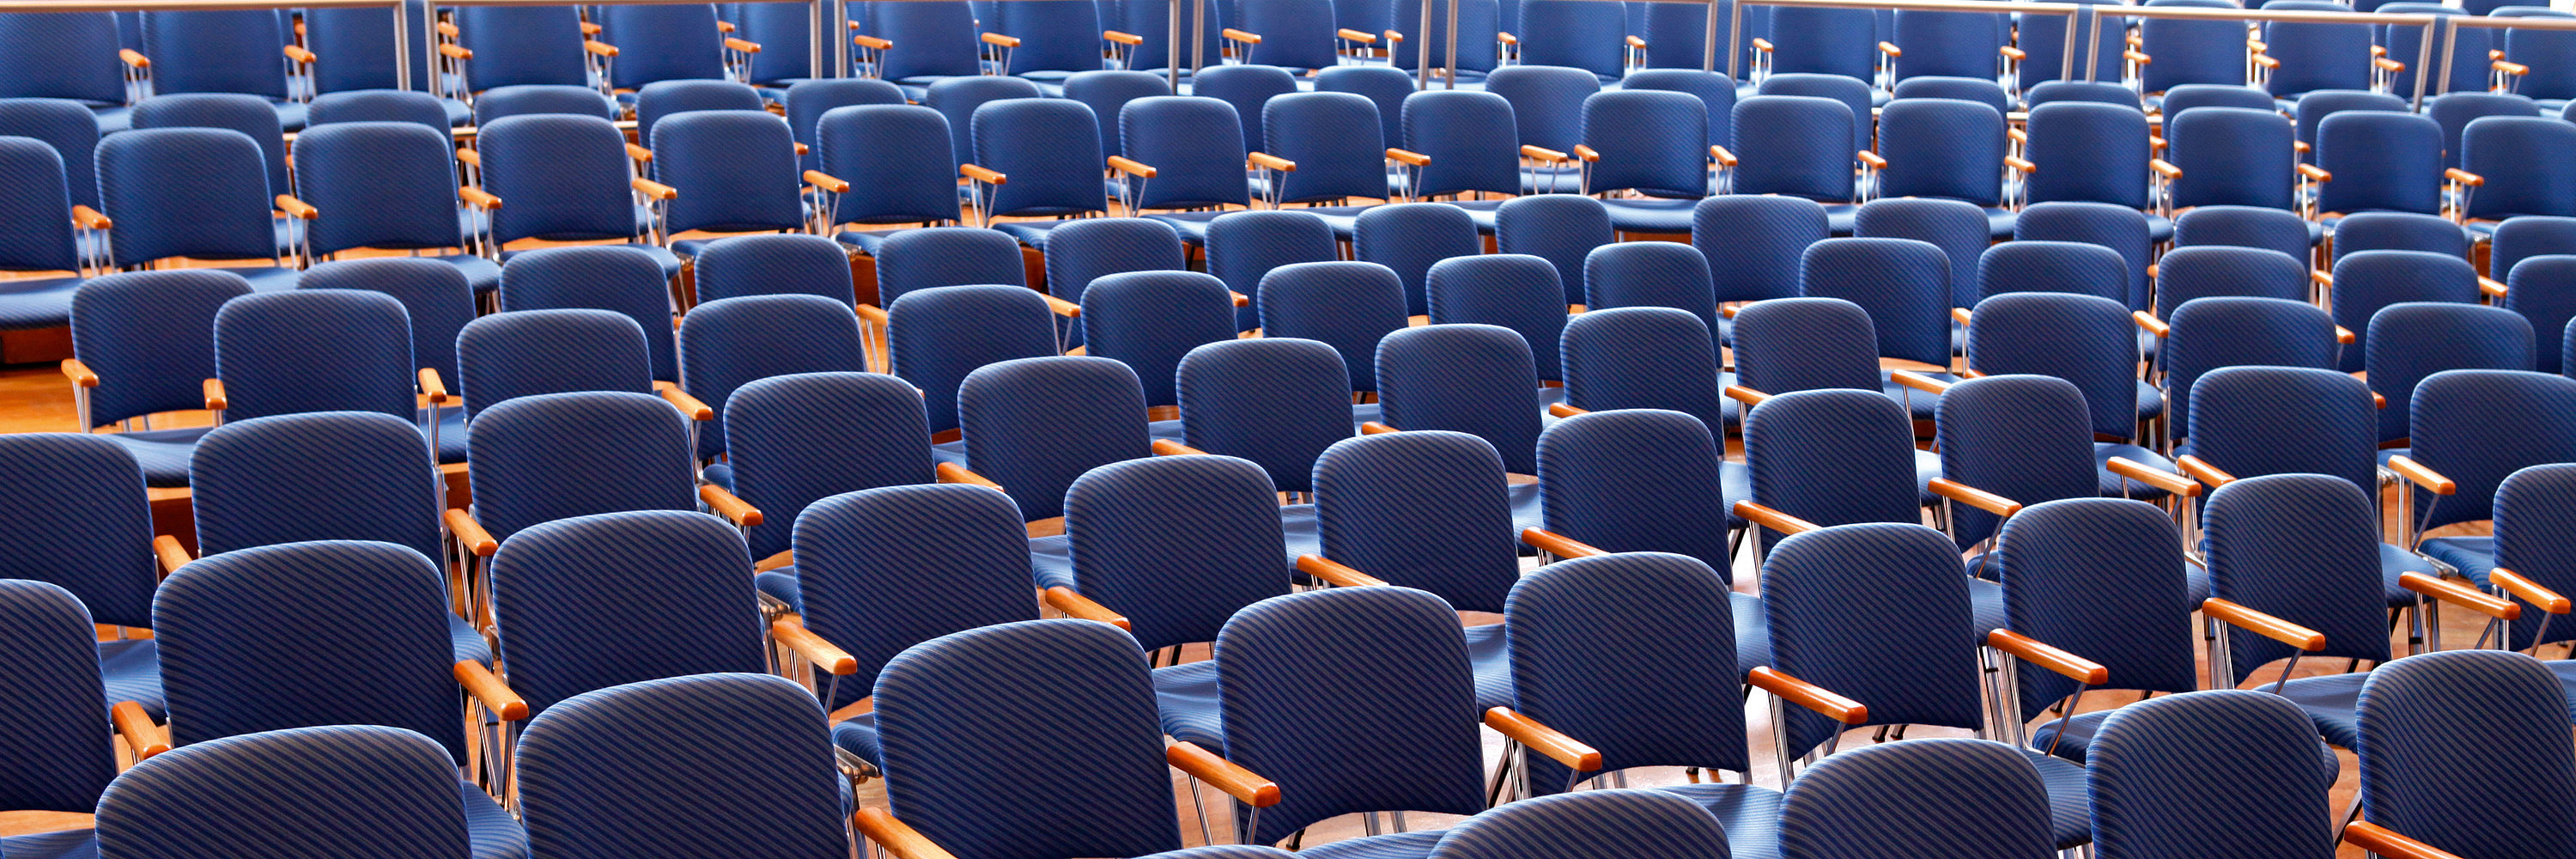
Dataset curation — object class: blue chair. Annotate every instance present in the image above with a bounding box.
[2151,247,2312,328]
[2463,116,2576,225]
[1425,254,1568,385]
[969,97,1111,241]
[594,3,740,94]
[2166,107,2303,216]
[1389,0,1505,82]
[1206,210,1338,331]
[2428,92,2540,171]
[1044,218,1188,349]
[1223,0,1341,72]
[1798,238,1959,415]
[2478,463,2576,654]
[2367,303,2534,448]
[2022,82,2142,109]
[63,270,249,485]
[2259,0,2376,101]
[2332,210,2471,260]
[299,257,477,452]
[1618,70,1740,175]
[954,356,1155,528]
[2088,690,2378,858]
[95,128,302,290]
[0,98,108,210]
[1558,307,1735,431]
[738,3,828,94]
[1529,411,1757,661]
[1262,91,1406,227]
[1109,0,1224,78]
[2025,102,2171,241]
[2015,201,2154,315]
[982,0,1110,86]
[2500,8,2576,111]
[1064,70,1172,159]
[1976,241,2127,305]
[497,247,682,384]
[1514,2,1630,82]
[1887,7,2008,86]
[2137,3,2256,97]
[488,510,767,720]
[2313,110,2447,220]
[1696,195,1829,318]
[1754,74,1872,163]
[690,234,854,307]
[1083,271,1238,417]
[1398,89,1531,221]
[127,92,295,244]
[886,284,1058,444]
[1576,90,1716,234]
[1872,98,2014,241]
[2329,249,2480,373]
[1582,241,1719,362]
[677,294,867,467]
[650,110,811,270]
[0,578,146,859]
[1780,739,2060,859]
[1936,372,2187,554]
[1728,95,1862,235]
[2397,369,2576,583]
[0,435,164,719]
[451,7,600,97]
[1257,260,1410,396]
[635,81,768,145]
[2353,650,2576,858]
[1353,203,1479,320]
[1856,198,1992,314]
[462,392,700,546]
[1371,324,1547,482]
[94,727,485,859]
[815,104,965,254]
[1962,293,2170,485]
[2506,252,2576,375]
[0,13,140,133]
[134,9,307,130]
[1735,388,1959,561]
[1186,64,1296,155]
[290,123,502,295]
[1996,498,2210,764]
[870,1,984,94]
[209,289,442,456]
[1425,789,1736,859]
[872,225,1027,308]
[717,370,935,577]
[475,115,682,277]
[0,135,98,332]
[2172,205,2317,263]
[1315,64,1415,145]
[1890,76,2009,113]
[2159,81,2281,119]
[1757,7,1879,86]
[2153,296,2344,450]
[1728,296,1949,461]
[781,79,905,171]
[469,85,618,125]
[1495,195,1612,308]
[1176,337,1356,498]
[2293,90,2407,160]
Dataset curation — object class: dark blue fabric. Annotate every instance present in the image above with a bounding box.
[1426,789,1739,859]
[2087,690,2343,858]
[816,104,963,227]
[795,485,1038,711]
[0,136,80,274]
[874,226,1025,305]
[1878,98,2004,207]
[98,128,276,265]
[70,269,252,425]
[1856,198,1990,310]
[2409,369,2576,530]
[1258,260,1410,393]
[1063,71,1170,158]
[1582,89,1707,198]
[975,97,1109,219]
[1755,75,1872,157]
[886,283,1056,436]
[1495,196,1611,308]
[0,98,105,210]
[0,13,126,107]
[1935,376,2109,549]
[1583,241,1717,356]
[1619,70,1739,174]
[2026,102,2152,210]
[466,392,697,543]
[1190,64,1298,152]
[454,8,592,91]
[678,294,866,460]
[0,580,119,813]
[1801,237,1951,367]
[1994,497,2201,723]
[1313,431,1522,613]
[1175,337,1355,495]
[1267,92,1394,204]
[2165,297,2341,436]
[2464,116,2576,221]
[1537,406,1749,576]
[1376,324,1544,474]
[2015,202,2153,314]
[1425,254,1566,381]
[470,86,617,124]
[958,356,1153,521]
[1206,210,1337,330]
[2356,650,2576,859]
[2202,474,2393,679]
[2330,250,2480,373]
[1082,271,1236,408]
[1760,524,1988,757]
[1696,195,1828,305]
[294,122,474,257]
[1065,454,1291,652]
[1729,95,1856,204]
[2172,205,2315,261]
[2185,366,2379,493]
[496,247,678,382]
[1965,293,2143,442]
[2315,111,2443,216]
[489,510,767,718]
[653,108,805,235]
[1402,90,1523,198]
[95,726,475,859]
[478,115,645,244]
[1354,203,1479,317]
[213,289,416,423]
[2367,303,2533,445]
[1730,297,1885,397]
[2168,107,2298,210]
[517,675,845,858]
[1560,307,1735,431]
[597,3,726,90]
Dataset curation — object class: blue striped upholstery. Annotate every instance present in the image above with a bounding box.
[787,80,906,170]
[1622,70,1739,154]
[1755,76,1872,159]
[1206,210,1337,331]
[2026,102,2152,210]
[1266,92,1393,204]
[817,105,963,228]
[1890,9,2004,82]
[471,87,617,125]
[130,94,289,215]
[1583,241,1718,360]
[1728,95,1856,204]
[1066,455,1290,653]
[1188,66,1297,152]
[489,510,767,718]
[2334,211,2471,259]
[0,435,159,628]
[1314,431,1520,615]
[1047,218,1185,308]
[1760,523,1984,758]
[457,310,654,421]
[94,726,474,859]
[2186,366,2379,491]
[680,295,868,460]
[1695,196,1828,305]
[876,620,1191,859]
[725,372,937,564]
[1427,256,1567,382]
[887,284,1056,436]
[307,91,450,130]
[596,4,727,89]
[0,580,118,814]
[958,356,1151,522]
[1581,90,1707,200]
[873,2,982,84]
[1993,498,2201,724]
[2167,107,2297,211]
[2356,650,2576,859]
[2409,369,2576,531]
[478,115,645,244]
[1064,72,1170,159]
[2262,3,2373,98]
[976,98,1109,220]
[652,107,805,237]
[1856,198,1992,309]
[2153,246,2310,320]
[2315,111,2443,216]
[2087,691,2341,859]
[1877,98,2005,209]
[1425,789,1735,859]
[2015,202,2153,314]
[0,98,104,211]
[1494,196,1611,308]
[1537,410,1747,576]
[97,128,276,269]
[0,13,125,108]
[2367,303,2533,445]
[2201,475,2391,684]
[214,289,417,423]
[465,392,696,543]
[1935,376,2103,549]
[190,412,441,563]
[1257,261,1409,393]
[1083,271,1236,409]
[875,227,1026,306]
[692,235,857,306]
[1761,9,1874,79]
[0,135,81,285]
[1401,90,1522,199]
[515,673,847,859]
[1801,238,1951,368]
[1376,325,1543,475]
[300,259,476,395]
[796,484,1038,713]
[1354,203,1479,318]
[635,80,764,146]
[1176,338,1354,495]
[1122,95,1249,212]
[1217,588,1487,847]
[1558,308,1734,432]
[1977,241,2125,305]
[1965,294,2142,442]
[293,123,473,259]
[1891,76,2009,113]
[498,247,681,382]
[1778,739,2056,859]
[2163,297,2340,435]
[453,7,591,92]
[2506,253,2576,376]
[2172,206,2315,262]
[2494,464,2576,650]
[2331,250,2480,374]
[1730,297,1883,396]
[1486,67,1601,159]
[1506,552,1757,792]
[1315,66,1414,153]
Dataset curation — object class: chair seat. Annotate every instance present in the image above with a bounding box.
[994,219,1082,250]
[498,244,681,278]
[2134,379,2164,420]
[448,613,493,666]
[1601,198,1702,234]
[425,405,467,464]
[2420,536,2495,588]
[2382,542,2441,606]
[1278,204,1372,240]
[1825,203,1859,236]
[834,228,908,255]
[1280,503,1320,573]
[1967,576,2008,638]
[1730,591,1769,676]
[1658,783,1784,859]
[754,567,801,611]
[426,253,501,295]
[92,105,132,134]
[0,830,94,859]
[2146,212,2174,243]
[1445,198,1508,234]
[1153,659,1224,748]
[1883,371,1953,422]
[1029,533,1074,591]
[932,439,969,467]
[1509,479,1542,540]
[97,427,215,487]
[1915,447,1945,504]
[215,265,307,293]
[1141,210,1232,246]
[458,778,530,859]
[2095,442,2174,501]
[2013,745,2095,850]
[0,274,83,330]
[1982,206,2018,240]
[2275,671,2368,750]
[1464,622,1511,711]
[99,637,161,719]
[830,711,883,770]
[1302,830,1446,859]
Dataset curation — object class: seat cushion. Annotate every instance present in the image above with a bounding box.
[1825,204,1859,236]
[98,637,161,719]
[834,228,904,255]
[98,427,213,487]
[2146,212,2174,243]
[1280,503,1320,574]
[1721,460,1750,528]
[1913,447,1944,504]
[2134,379,2164,420]
[1464,622,1511,712]
[459,779,530,859]
[993,219,1079,250]
[1966,576,2008,639]
[498,243,681,278]
[1730,591,1769,677]
[432,253,502,296]
[2381,543,2439,606]
[448,613,493,667]
[0,830,95,859]
[1883,371,1953,421]
[1301,830,1445,859]
[2094,442,2174,501]
[830,711,883,770]
[222,265,308,293]
[2420,536,2496,588]
[1143,210,1231,247]
[1658,783,1783,859]
[756,568,801,612]
[2276,671,2368,750]
[1028,533,1074,590]
[426,405,467,464]
[1153,660,1223,748]
[1601,198,1701,234]
[1983,207,2017,240]
[0,275,82,330]
[2014,746,2095,850]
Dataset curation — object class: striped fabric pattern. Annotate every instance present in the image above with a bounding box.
[496,247,681,382]
[0,137,82,274]
[71,270,254,425]
[1877,100,2006,208]
[1558,308,1734,431]
[0,580,118,814]
[2201,474,2393,678]
[2494,464,2576,650]
[816,105,963,228]
[724,371,939,561]
[2025,102,2152,210]
[1217,588,1487,846]
[691,234,857,307]
[977,99,1110,220]
[795,484,1042,712]
[957,356,1153,522]
[1727,96,1855,203]
[1313,431,1522,614]
[1976,241,2126,306]
[2169,108,2298,211]
[877,227,1028,305]
[1425,789,1732,859]
[2153,246,2310,320]
[1175,338,1354,495]
[2330,250,2482,374]
[478,115,641,245]
[653,111,805,236]
[887,284,1058,436]
[299,259,477,392]
[1536,411,1742,576]
[874,620,1185,859]
[2366,303,2533,445]
[1082,271,1239,409]
[0,434,160,628]
[516,673,848,859]
[1507,553,1753,787]
[1376,325,1545,475]
[1353,203,1480,318]
[1204,210,1337,331]
[190,412,445,562]
[2506,254,2576,375]
[1256,261,1410,394]
[1779,739,2056,859]
[1582,242,1717,341]
[2408,369,2576,531]
[465,392,696,543]
[2171,207,2312,264]
[678,295,869,459]
[1741,391,1923,549]
[1694,196,1829,305]
[2336,211,2473,258]
[1123,96,1249,212]
[1934,376,2102,549]
[1760,524,1986,758]
[1063,455,1290,653]
[293,125,473,259]
[456,310,655,421]
[2014,203,2154,314]
[214,289,417,423]
[94,726,476,859]
[1856,198,1992,309]
[1426,255,1569,382]
[1400,91,1522,199]
[2185,366,2380,493]
[488,510,768,717]
[98,128,276,267]
[1494,196,1612,308]
[2087,691,2339,859]
[1993,499,2201,723]
[2162,297,2339,435]
[2356,650,2576,859]
[1047,218,1186,307]
[1730,298,1884,396]
[1964,294,2143,442]
[1582,91,1707,199]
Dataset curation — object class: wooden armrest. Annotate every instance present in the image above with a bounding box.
[459,186,502,210]
[699,484,763,527]
[857,303,890,326]
[1338,27,1376,42]
[1387,148,1431,166]
[2294,140,2310,154]
[2482,277,2508,299]
[2298,163,2331,182]
[2132,310,2169,338]
[935,461,1004,490]
[1997,44,2026,60]
[1382,29,1403,43]
[1105,155,1154,178]
[724,37,761,53]
[1856,150,1887,169]
[2150,158,2183,179]
[854,34,892,50]
[2247,38,2269,52]
[2494,59,2530,76]
[1720,304,1740,319]
[656,384,714,421]
[1520,144,1568,162]
[1297,554,1389,588]
[1152,439,1210,456]
[624,143,653,163]
[61,358,97,387]
[1547,403,1589,418]
[275,194,317,220]
[2173,454,2236,489]
[2202,597,2326,651]
[961,163,1010,184]
[153,534,191,577]
[754,549,794,573]
[2374,57,2406,72]
[416,369,449,405]
[1359,421,1400,435]
[118,48,149,68]
[582,21,600,35]
[436,21,459,38]
[453,660,530,720]
[1104,29,1144,45]
[1520,527,1607,559]
[1950,307,1973,326]
[795,168,851,193]
[2343,821,2471,859]
[1220,27,1260,45]
[1042,294,1082,318]
[1732,500,1820,535]
[112,701,167,759]
[284,44,316,63]
[630,178,676,200]
[454,148,480,168]
[2445,168,2484,187]
[1929,478,2020,517]
[1878,40,1902,57]
[2150,135,2167,151]
[2399,571,2518,620]
[1747,666,1868,724]
[1711,144,1737,167]
[203,378,226,411]
[446,509,498,557]
[2252,53,2280,69]
[1888,369,1951,396]
[1167,741,1282,807]
[2008,127,2029,144]
[1498,32,1519,46]
[71,204,110,229]
[1249,151,1297,172]
[585,40,619,58]
[2005,155,2037,174]
[1988,629,2109,684]
[2335,326,2356,344]
[1752,37,1773,52]
[1612,34,1638,49]
[980,31,1022,49]
[1230,291,1250,307]
[2492,568,2571,615]
[854,809,962,859]
[1485,706,1602,771]
[2374,391,2386,409]
[2124,48,2152,64]
[2386,454,2455,495]
[1722,385,1769,408]
[1042,586,1131,630]
[717,20,736,33]
[1571,144,1601,162]
[2106,456,2200,497]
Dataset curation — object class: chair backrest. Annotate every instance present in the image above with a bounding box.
[1891,76,2011,113]
[1109,0,1224,71]
[1993,497,2201,717]
[471,85,617,125]
[1081,270,1237,408]
[2293,90,2407,155]
[784,79,905,170]
[872,0,981,81]
[1801,237,1951,367]
[793,484,1039,710]
[1258,260,1410,393]
[1783,738,2057,859]
[1230,0,1340,70]
[2331,211,2470,259]
[2409,369,2576,529]
[94,726,473,859]
[1891,8,2004,81]
[815,104,962,227]
[886,284,1056,437]
[634,79,765,143]
[489,509,767,718]
[1977,241,2125,305]
[2464,116,2576,222]
[1425,254,1567,381]
[1764,7,1877,80]
[299,259,471,393]
[97,127,274,266]
[138,9,289,100]
[2492,463,2576,650]
[679,294,867,459]
[1175,338,1353,495]
[874,620,1186,859]
[1536,410,1735,572]
[692,234,855,307]
[1612,69,1738,157]
[975,97,1109,220]
[1388,0,1503,73]
[1878,98,2005,207]
[653,109,805,235]
[1065,454,1291,651]
[1583,241,1717,343]
[1427,789,1734,859]
[2261,0,2373,96]
[2165,296,2341,432]
[1855,198,1990,310]
[1515,2,1625,77]
[2172,205,2312,262]
[1376,324,1544,474]
[497,248,677,382]
[1504,547,1747,798]
[1402,89,1523,198]
[1760,524,1986,757]
[1216,586,1487,845]
[2368,303,2534,444]
[723,373,934,564]
[478,114,642,244]
[1732,296,1885,396]
[2187,365,2379,491]
[2202,473,2394,675]
[1743,390,1924,542]
[0,579,118,814]
[466,391,697,543]
[190,412,441,562]
[1312,431,1522,612]
[1755,74,1873,155]
[293,122,468,258]
[214,289,417,423]
[1353,202,1479,317]
[2026,101,2151,210]
[1558,308,1729,432]
[516,673,848,859]
[0,435,157,629]
[2316,111,2444,216]
[1729,94,1857,203]
[1496,195,1612,308]
[2331,249,2480,372]
[2141,4,2254,93]
[455,7,591,91]
[1696,195,1829,304]
[2429,92,2540,170]
[959,356,1153,521]
[1965,293,2142,441]
[0,135,79,274]
[2154,246,2310,320]
[155,540,463,758]
[2168,107,2298,211]
[1044,217,1185,307]
[1190,64,1299,148]
[1206,209,1338,330]
[2507,13,2576,99]
[2356,649,2576,858]
[2015,201,2154,313]
[1935,375,2103,548]
[2087,690,2342,859]
[1579,89,1707,198]
[2510,251,2576,376]
[1062,70,1171,159]
[733,2,816,85]
[0,98,104,210]
[1315,64,1414,149]
[874,226,1026,305]
[598,3,726,89]
[0,13,125,107]
[70,270,252,426]
[1266,92,1392,205]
